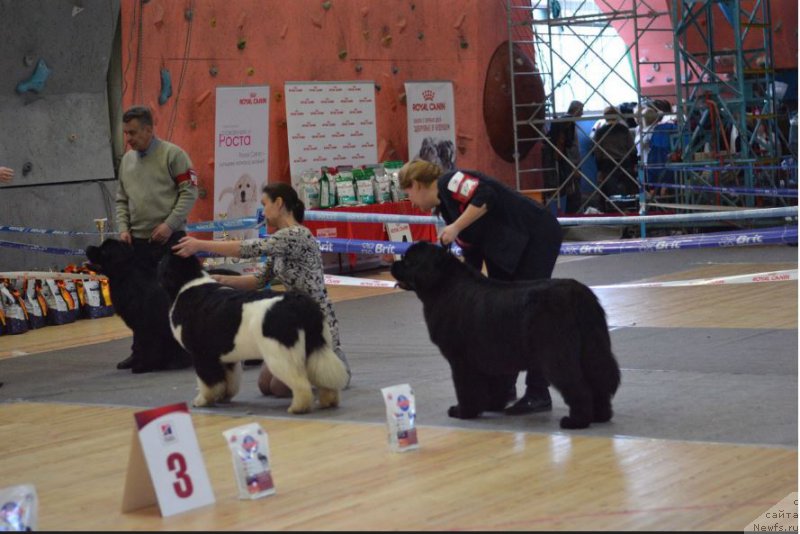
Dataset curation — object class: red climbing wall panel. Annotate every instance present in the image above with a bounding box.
[120,0,543,225]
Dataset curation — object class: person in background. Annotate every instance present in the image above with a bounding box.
[114,105,198,370]
[592,105,638,208]
[172,182,351,394]
[398,159,563,415]
[548,100,584,214]
[0,167,14,183]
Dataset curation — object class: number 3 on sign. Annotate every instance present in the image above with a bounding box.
[122,403,215,517]
[167,452,194,498]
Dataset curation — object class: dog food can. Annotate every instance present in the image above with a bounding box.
[381,384,419,452]
[223,423,276,500]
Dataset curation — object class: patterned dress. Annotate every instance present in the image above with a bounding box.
[240,225,350,378]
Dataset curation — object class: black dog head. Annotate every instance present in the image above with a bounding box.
[85,238,136,277]
[157,253,206,300]
[390,241,454,292]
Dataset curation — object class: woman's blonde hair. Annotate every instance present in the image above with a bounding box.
[398,159,443,190]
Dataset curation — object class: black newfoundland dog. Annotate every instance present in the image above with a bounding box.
[157,252,348,414]
[391,241,621,429]
[85,239,192,374]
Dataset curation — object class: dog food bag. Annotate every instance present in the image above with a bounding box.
[384,161,407,201]
[335,168,357,206]
[353,168,375,205]
[0,282,29,335]
[22,280,46,330]
[0,483,38,531]
[297,170,321,209]
[223,422,276,500]
[381,384,419,453]
[370,165,392,203]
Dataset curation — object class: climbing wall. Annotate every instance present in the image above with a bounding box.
[0,0,121,271]
[120,0,541,226]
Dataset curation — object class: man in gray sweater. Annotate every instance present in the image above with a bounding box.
[114,105,198,369]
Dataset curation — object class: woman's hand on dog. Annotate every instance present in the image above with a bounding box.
[438,224,460,246]
[172,236,201,257]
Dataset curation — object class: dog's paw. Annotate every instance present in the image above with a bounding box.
[317,389,339,409]
[448,405,479,419]
[192,394,211,408]
[287,404,311,415]
[559,416,590,429]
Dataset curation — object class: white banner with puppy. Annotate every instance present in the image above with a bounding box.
[405,81,456,171]
[214,85,270,241]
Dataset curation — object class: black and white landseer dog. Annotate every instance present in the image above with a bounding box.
[391,241,621,429]
[157,253,349,413]
[85,238,192,374]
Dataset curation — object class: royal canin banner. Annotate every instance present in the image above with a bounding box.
[404,81,456,171]
[213,85,270,240]
[284,81,378,187]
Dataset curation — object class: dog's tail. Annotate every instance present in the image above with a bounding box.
[579,287,621,396]
[306,322,349,391]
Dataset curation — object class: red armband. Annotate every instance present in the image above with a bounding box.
[446,171,479,206]
[174,169,198,186]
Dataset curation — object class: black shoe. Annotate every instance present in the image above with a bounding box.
[505,395,552,415]
[116,354,135,370]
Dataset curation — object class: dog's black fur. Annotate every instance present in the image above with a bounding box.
[391,241,621,429]
[158,253,348,413]
[85,239,192,374]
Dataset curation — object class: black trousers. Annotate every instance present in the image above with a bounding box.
[130,230,186,276]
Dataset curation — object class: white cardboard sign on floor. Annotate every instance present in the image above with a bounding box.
[121,402,215,517]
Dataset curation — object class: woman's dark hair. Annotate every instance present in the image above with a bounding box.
[263,182,305,223]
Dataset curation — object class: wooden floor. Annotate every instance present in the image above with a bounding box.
[0,262,797,530]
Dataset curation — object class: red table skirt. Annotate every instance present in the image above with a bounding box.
[304,201,438,268]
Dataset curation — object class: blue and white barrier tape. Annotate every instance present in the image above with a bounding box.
[0,225,795,257]
[560,225,797,255]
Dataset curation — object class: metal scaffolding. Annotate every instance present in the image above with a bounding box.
[669,0,789,210]
[506,0,793,225]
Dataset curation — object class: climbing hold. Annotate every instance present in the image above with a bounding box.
[275,92,283,103]
[362,30,370,40]
[361,6,368,16]
[453,13,466,29]
[338,50,347,60]
[237,38,247,50]
[459,37,469,49]
[23,54,34,66]
[311,15,323,28]
[184,8,193,21]
[417,31,424,40]
[246,67,255,76]
[392,65,399,75]
[399,92,406,104]
[209,65,218,77]
[189,121,197,130]
[22,162,32,176]
[68,133,78,142]
[158,67,173,105]
[237,12,247,29]
[397,18,407,32]
[153,2,164,28]
[195,89,211,106]
[281,24,288,38]
[551,0,561,18]
[16,58,51,95]
[322,0,332,10]
[355,63,363,73]
[210,16,216,28]
[645,75,655,83]
[381,34,392,47]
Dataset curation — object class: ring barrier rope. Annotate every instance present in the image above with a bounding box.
[644,182,798,198]
[0,206,795,238]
